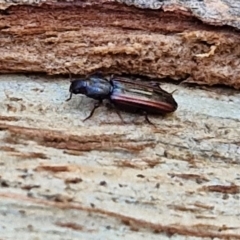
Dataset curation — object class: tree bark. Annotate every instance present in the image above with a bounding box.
[0,0,239,88]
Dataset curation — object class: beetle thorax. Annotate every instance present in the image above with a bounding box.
[85,79,112,100]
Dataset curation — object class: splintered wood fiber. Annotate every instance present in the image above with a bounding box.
[0,3,239,88]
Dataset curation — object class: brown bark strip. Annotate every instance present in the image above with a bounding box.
[200,184,240,194]
[0,123,155,152]
[168,173,209,183]
[0,115,19,121]
[0,2,239,88]
[0,192,240,239]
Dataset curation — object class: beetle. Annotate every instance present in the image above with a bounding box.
[66,73,178,123]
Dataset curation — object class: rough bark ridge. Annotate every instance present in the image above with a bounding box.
[117,0,240,29]
[0,0,239,88]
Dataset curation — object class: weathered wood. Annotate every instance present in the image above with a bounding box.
[0,74,239,239]
[0,0,239,88]
[118,0,240,30]
[0,0,240,239]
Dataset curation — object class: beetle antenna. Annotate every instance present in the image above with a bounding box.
[65,67,73,82]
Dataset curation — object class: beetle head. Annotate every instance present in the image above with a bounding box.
[66,79,87,101]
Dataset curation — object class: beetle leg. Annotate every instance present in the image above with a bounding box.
[144,112,155,126]
[105,102,125,124]
[83,100,102,122]
[65,68,73,101]
[66,92,73,101]
[171,89,178,94]
[115,108,125,123]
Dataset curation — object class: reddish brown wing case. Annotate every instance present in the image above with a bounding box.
[110,77,178,114]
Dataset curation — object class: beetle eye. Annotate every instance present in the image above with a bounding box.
[75,89,81,94]
[69,80,87,95]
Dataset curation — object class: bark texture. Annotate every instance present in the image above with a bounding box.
[0,0,239,88]
[117,0,240,29]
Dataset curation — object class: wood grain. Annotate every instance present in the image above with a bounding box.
[0,0,240,238]
[0,74,239,239]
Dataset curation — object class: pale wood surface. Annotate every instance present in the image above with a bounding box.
[0,74,239,239]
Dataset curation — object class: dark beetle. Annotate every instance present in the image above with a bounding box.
[66,74,178,123]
